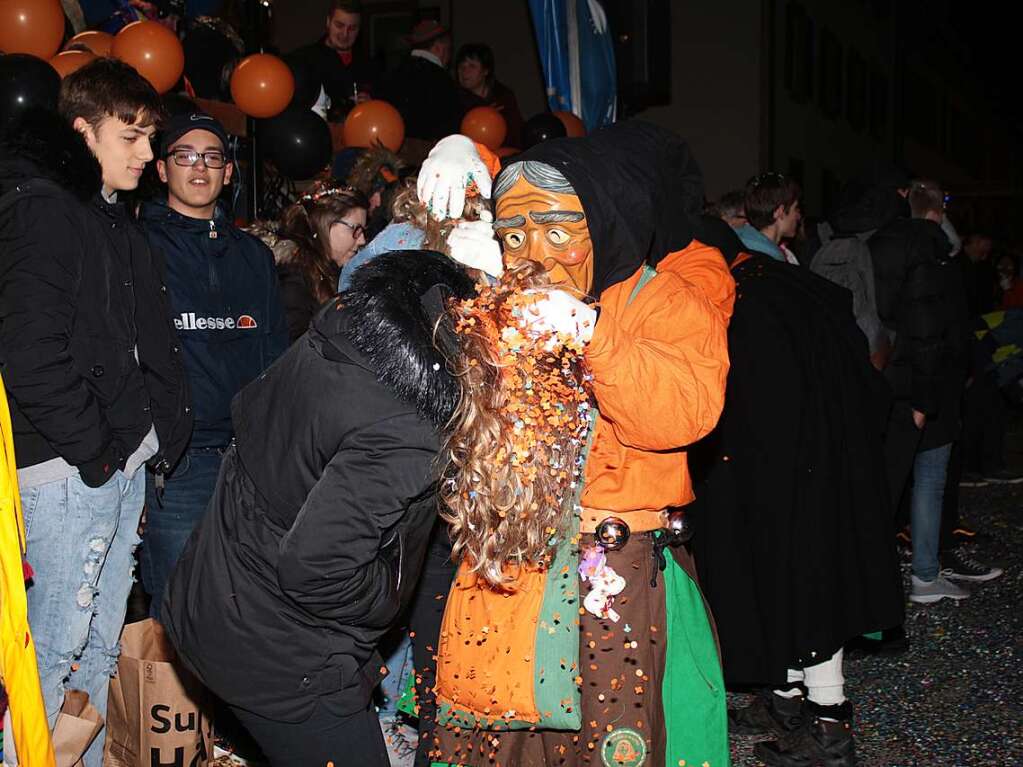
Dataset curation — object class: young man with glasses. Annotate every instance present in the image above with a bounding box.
[139,111,288,619]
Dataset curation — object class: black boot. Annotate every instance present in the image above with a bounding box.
[754,700,857,767]
[728,687,805,737]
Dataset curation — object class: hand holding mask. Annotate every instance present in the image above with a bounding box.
[447,218,504,279]
[520,289,597,347]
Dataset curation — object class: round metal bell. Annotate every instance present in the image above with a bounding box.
[664,510,693,543]
[594,516,631,550]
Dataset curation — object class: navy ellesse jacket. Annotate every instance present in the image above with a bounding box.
[141,199,288,449]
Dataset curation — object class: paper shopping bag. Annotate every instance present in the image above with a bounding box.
[103,619,212,767]
[52,689,103,767]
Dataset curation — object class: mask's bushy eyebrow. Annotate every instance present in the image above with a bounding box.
[529,211,585,224]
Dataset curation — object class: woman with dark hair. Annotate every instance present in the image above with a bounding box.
[161,249,480,766]
[276,185,369,340]
[456,43,524,148]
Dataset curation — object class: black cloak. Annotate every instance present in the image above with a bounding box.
[508,120,703,296]
[688,246,905,686]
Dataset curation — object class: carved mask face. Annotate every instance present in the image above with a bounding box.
[494,175,594,294]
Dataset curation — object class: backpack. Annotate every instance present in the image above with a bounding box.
[810,233,887,355]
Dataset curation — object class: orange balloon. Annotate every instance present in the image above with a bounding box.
[69,30,114,56]
[460,106,507,151]
[496,146,519,158]
[0,0,66,59]
[343,100,405,152]
[230,54,295,119]
[111,20,184,94]
[49,50,96,79]
[553,110,586,138]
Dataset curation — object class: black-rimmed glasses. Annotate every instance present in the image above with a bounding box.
[165,149,227,169]
[334,219,366,240]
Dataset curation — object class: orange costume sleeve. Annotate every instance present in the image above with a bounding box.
[581,241,735,516]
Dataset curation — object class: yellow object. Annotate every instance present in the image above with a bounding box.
[0,373,55,766]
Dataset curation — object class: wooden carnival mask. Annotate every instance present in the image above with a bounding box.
[493,175,594,295]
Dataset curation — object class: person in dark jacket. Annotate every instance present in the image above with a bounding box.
[162,250,476,766]
[898,181,990,603]
[139,111,288,619]
[288,0,379,119]
[376,20,465,145]
[456,43,524,148]
[689,219,900,767]
[276,185,369,341]
[0,60,190,767]
[869,183,946,524]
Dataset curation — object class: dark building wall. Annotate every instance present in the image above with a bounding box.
[767,0,897,218]
[636,0,764,201]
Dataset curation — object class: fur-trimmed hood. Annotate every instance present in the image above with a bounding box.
[314,249,476,427]
[0,107,101,201]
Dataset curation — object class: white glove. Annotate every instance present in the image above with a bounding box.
[446,219,503,278]
[418,134,493,221]
[521,289,597,346]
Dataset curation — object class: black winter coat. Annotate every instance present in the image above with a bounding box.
[690,252,902,686]
[288,39,380,117]
[162,251,475,722]
[869,217,948,415]
[919,250,972,451]
[0,109,191,485]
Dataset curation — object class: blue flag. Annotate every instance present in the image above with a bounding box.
[528,0,617,131]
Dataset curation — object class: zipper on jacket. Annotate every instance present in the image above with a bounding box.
[208,220,220,291]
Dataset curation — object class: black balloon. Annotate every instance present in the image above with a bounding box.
[285,54,322,112]
[0,54,61,128]
[521,112,567,149]
[260,108,332,180]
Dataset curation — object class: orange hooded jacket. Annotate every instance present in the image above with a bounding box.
[581,241,735,531]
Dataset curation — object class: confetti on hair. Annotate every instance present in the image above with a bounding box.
[442,262,594,587]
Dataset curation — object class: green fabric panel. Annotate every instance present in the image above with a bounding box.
[532,512,583,729]
[436,700,535,731]
[863,630,883,641]
[662,546,730,766]
[628,264,658,304]
[396,664,418,717]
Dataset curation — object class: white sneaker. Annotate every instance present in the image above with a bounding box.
[910,574,971,604]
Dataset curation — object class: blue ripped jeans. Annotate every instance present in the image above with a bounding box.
[21,469,145,767]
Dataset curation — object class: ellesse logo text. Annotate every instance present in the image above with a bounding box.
[174,312,258,331]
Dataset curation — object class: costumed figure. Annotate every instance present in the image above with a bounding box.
[424,121,735,767]
[687,222,903,766]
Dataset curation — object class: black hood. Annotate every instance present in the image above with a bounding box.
[325,249,476,427]
[506,120,704,296]
[829,163,911,235]
[0,107,101,201]
[828,179,908,235]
